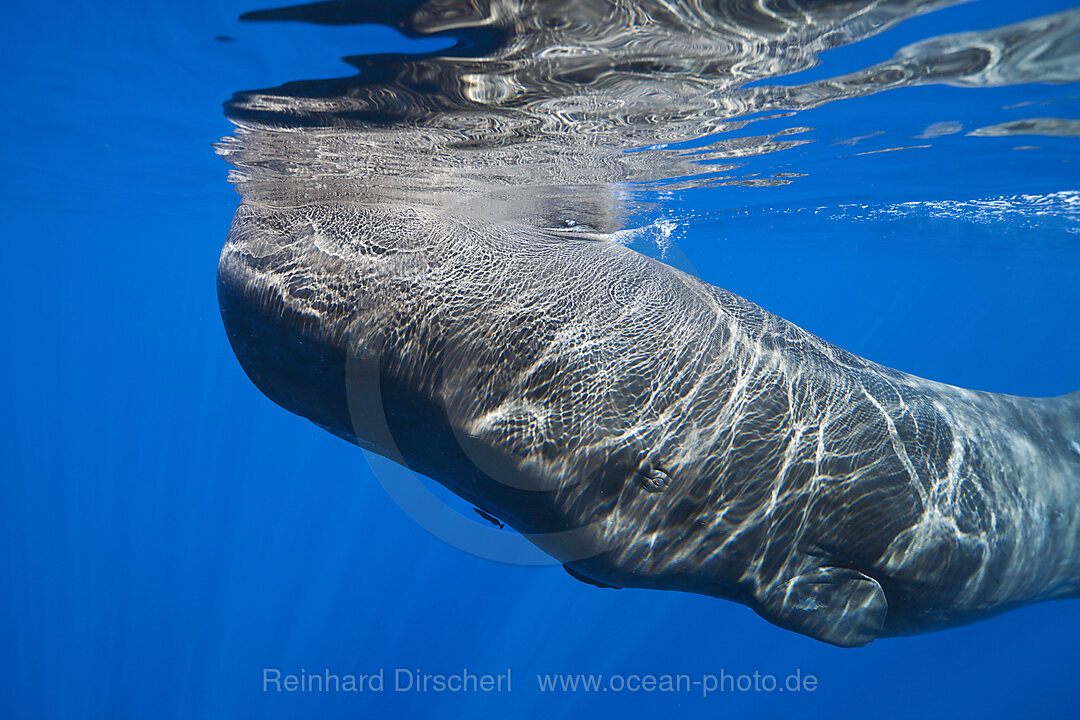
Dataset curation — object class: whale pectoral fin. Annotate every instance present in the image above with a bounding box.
[757,567,887,648]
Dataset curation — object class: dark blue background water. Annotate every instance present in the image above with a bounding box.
[2,1,1078,718]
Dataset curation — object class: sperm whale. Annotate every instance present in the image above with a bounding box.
[218,201,1079,646]
[217,0,1080,646]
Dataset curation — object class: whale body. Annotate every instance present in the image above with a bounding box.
[218,201,1080,646]
[216,0,1080,646]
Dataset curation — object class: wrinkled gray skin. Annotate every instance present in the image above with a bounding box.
[218,201,1080,647]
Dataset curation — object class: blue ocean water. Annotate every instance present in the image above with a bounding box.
[2,1,1078,718]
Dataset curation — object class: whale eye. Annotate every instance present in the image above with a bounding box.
[638,468,672,493]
